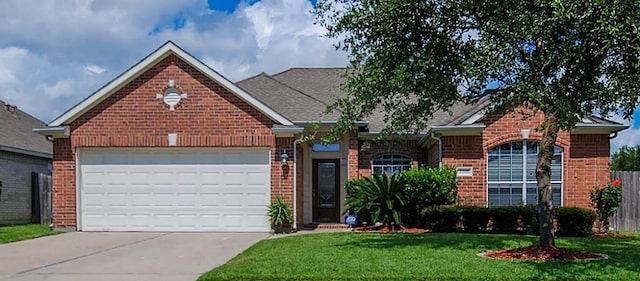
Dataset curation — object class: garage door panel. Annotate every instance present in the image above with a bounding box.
[80,148,271,232]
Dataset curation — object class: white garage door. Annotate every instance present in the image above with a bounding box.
[78,148,271,232]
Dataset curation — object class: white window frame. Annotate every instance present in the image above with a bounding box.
[372,154,412,175]
[487,141,563,207]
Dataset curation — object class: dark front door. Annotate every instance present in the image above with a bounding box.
[312,159,340,222]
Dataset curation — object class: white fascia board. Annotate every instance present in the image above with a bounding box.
[293,121,369,127]
[460,110,486,125]
[272,126,304,137]
[33,126,70,138]
[431,124,486,134]
[357,132,425,140]
[49,41,293,127]
[429,124,486,133]
[580,117,594,124]
[572,124,629,134]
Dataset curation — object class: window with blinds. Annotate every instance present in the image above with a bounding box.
[487,141,563,207]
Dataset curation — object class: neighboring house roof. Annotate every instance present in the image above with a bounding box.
[0,102,52,159]
[47,41,293,128]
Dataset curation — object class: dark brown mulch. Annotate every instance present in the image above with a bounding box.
[592,232,634,238]
[352,225,431,233]
[482,246,606,261]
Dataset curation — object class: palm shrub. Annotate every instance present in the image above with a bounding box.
[267,196,292,228]
[402,167,458,226]
[345,173,406,225]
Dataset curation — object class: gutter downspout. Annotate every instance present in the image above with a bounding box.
[293,133,305,231]
[430,132,442,167]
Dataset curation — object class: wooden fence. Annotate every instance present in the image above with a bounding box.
[611,171,640,232]
[31,172,52,225]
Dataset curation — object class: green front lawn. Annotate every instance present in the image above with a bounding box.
[0,224,61,244]
[199,232,640,281]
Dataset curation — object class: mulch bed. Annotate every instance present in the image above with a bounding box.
[352,225,431,234]
[592,232,634,238]
[481,246,607,261]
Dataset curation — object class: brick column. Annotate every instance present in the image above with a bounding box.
[348,137,359,179]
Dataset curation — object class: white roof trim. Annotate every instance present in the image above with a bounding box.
[572,123,628,134]
[461,110,485,125]
[33,126,70,138]
[49,41,293,127]
[580,117,594,124]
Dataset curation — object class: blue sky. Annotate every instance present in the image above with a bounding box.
[208,0,260,13]
[0,0,637,153]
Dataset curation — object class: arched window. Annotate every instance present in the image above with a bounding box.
[487,141,563,206]
[372,154,412,175]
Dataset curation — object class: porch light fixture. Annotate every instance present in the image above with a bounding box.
[280,149,289,166]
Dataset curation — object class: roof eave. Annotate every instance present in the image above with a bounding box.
[293,121,369,127]
[430,125,486,135]
[33,126,70,138]
[272,126,304,137]
[572,124,629,134]
[419,125,486,147]
[357,132,425,140]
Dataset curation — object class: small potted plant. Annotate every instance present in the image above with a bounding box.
[267,196,293,233]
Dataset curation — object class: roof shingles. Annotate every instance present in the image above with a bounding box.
[238,67,624,133]
[238,68,489,132]
[0,102,52,156]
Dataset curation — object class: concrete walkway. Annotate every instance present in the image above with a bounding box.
[0,232,268,281]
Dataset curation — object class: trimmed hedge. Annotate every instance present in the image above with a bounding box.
[424,206,595,237]
[402,167,457,226]
[555,207,597,237]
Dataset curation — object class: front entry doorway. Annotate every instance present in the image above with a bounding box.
[312,159,340,222]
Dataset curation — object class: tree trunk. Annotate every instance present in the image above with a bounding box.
[537,112,559,248]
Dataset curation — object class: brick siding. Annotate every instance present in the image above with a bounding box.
[434,107,610,208]
[356,139,427,177]
[51,54,294,228]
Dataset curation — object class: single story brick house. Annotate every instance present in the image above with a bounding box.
[35,42,627,232]
[1,102,52,224]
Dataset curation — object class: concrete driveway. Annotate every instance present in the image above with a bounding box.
[0,232,269,281]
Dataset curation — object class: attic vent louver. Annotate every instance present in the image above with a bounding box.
[155,80,187,111]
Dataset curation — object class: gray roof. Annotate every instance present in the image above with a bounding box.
[585,114,625,125]
[237,68,492,132]
[0,101,52,158]
[237,72,342,122]
[237,67,622,132]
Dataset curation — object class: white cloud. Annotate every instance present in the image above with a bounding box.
[84,65,106,74]
[0,47,30,86]
[611,127,640,154]
[0,0,348,123]
[39,80,80,99]
[604,112,639,154]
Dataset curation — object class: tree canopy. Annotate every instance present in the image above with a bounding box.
[611,145,640,171]
[315,0,640,247]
